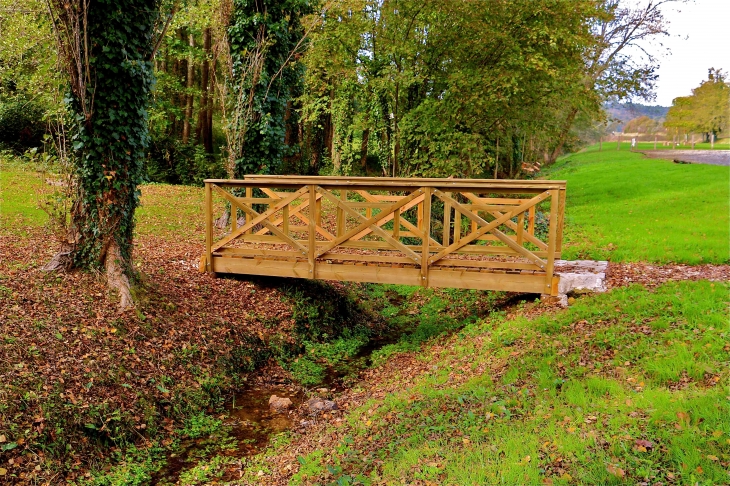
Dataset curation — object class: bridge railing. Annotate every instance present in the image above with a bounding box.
[201,176,566,295]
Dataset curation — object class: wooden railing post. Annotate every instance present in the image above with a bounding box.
[308,185,317,279]
[337,190,346,237]
[544,189,560,295]
[421,186,432,287]
[442,192,451,247]
[204,181,213,272]
[245,187,252,234]
[555,188,566,255]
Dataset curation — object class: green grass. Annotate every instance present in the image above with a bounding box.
[268,280,730,485]
[0,152,211,241]
[546,145,729,264]
[0,155,48,229]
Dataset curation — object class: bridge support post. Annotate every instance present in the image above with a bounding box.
[420,187,432,287]
[544,189,560,294]
[204,181,212,272]
[308,185,317,279]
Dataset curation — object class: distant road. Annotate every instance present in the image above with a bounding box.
[639,150,730,167]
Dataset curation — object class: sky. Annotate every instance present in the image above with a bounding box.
[646,0,730,106]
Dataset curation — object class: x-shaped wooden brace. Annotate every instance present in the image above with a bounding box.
[254,188,335,241]
[316,186,424,265]
[430,189,551,269]
[211,185,309,255]
[350,190,428,242]
[462,193,548,251]
[350,190,441,247]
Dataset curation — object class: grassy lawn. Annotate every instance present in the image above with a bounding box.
[0,156,47,230]
[244,280,729,485]
[546,145,729,264]
[0,154,216,242]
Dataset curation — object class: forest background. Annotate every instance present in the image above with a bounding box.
[1,0,727,186]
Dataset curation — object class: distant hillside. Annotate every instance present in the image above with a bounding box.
[604,102,669,131]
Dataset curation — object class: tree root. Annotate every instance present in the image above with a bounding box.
[42,247,73,272]
[104,241,134,311]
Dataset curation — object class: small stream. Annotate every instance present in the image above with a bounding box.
[227,383,304,454]
[154,292,534,483]
[155,382,304,484]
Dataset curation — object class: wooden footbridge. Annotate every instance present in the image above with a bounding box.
[200,176,566,295]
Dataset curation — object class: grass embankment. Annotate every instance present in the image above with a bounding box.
[546,145,729,264]
[0,156,389,484]
[241,281,729,485]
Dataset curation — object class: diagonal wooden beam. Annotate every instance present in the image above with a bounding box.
[351,194,425,240]
[316,186,423,264]
[397,214,442,248]
[462,193,547,250]
[211,185,309,253]
[487,209,548,250]
[429,190,551,266]
[255,193,318,235]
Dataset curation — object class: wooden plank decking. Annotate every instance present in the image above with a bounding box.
[200,176,566,295]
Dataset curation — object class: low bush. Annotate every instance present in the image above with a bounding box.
[0,98,45,152]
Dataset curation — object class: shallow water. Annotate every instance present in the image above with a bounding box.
[227,383,303,455]
[154,383,303,483]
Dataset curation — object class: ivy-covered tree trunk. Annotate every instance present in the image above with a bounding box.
[47,0,161,309]
[228,0,310,176]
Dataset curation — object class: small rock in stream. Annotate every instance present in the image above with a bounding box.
[306,397,337,412]
[269,395,293,410]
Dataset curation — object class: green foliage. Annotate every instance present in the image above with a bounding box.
[145,135,226,185]
[301,0,602,177]
[64,0,162,272]
[228,0,311,175]
[665,68,729,140]
[0,98,45,151]
[272,281,730,484]
[276,281,373,386]
[178,413,222,439]
[288,357,327,387]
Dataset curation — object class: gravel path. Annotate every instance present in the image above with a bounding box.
[639,149,730,166]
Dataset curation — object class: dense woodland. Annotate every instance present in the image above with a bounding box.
[0,0,724,304]
[1,0,688,183]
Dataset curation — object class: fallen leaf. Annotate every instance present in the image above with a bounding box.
[706,455,718,461]
[606,464,625,478]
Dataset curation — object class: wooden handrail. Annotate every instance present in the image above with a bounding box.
[201,176,566,295]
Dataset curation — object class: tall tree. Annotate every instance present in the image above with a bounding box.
[665,68,729,141]
[227,0,311,176]
[547,0,679,163]
[45,0,167,308]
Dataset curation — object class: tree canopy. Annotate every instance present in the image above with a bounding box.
[664,68,728,141]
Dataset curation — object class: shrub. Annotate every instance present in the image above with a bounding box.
[0,98,45,151]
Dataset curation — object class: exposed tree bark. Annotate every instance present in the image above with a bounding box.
[197,27,213,152]
[45,0,163,310]
[360,128,369,169]
[182,31,195,144]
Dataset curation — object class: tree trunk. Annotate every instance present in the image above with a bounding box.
[360,128,369,169]
[494,136,499,179]
[46,0,160,310]
[197,27,213,153]
[182,32,195,144]
[547,107,579,165]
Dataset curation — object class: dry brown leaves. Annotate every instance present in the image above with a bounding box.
[0,228,300,484]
